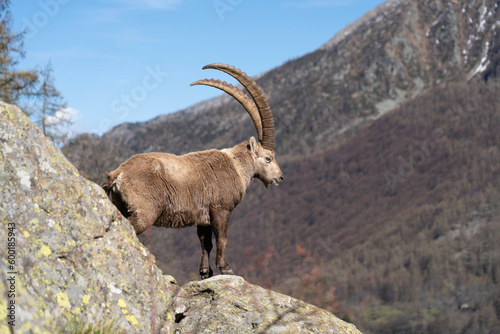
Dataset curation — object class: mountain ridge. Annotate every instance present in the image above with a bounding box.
[64,0,499,180]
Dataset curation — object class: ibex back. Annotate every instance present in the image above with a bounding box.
[102,63,283,279]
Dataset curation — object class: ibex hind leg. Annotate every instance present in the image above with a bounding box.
[197,226,214,279]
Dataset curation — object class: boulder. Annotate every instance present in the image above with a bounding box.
[0,102,178,333]
[0,101,362,333]
[176,275,362,334]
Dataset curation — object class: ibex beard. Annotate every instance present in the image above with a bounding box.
[102,63,283,279]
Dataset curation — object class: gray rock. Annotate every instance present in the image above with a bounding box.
[0,101,178,333]
[175,275,362,334]
[0,264,52,333]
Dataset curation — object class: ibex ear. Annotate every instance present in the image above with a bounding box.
[249,136,258,153]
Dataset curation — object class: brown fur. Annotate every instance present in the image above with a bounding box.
[102,138,283,278]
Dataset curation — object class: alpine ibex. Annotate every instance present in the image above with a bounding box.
[102,63,283,279]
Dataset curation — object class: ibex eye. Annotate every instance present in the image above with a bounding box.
[265,156,272,163]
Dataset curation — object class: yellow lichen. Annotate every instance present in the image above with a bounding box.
[56,292,70,307]
[0,306,6,323]
[82,295,90,304]
[23,231,30,238]
[117,298,127,308]
[125,315,138,326]
[40,245,52,257]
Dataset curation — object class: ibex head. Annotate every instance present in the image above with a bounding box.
[249,136,283,187]
[191,63,283,188]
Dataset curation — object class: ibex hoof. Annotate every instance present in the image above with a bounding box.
[200,268,213,280]
[220,268,235,275]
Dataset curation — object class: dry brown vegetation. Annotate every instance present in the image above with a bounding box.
[130,80,500,334]
[63,80,500,333]
[63,66,500,334]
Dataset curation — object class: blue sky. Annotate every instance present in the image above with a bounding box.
[11,0,385,136]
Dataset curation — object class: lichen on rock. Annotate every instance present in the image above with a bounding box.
[0,102,178,333]
[175,275,362,334]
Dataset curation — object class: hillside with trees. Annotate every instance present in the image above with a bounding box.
[60,0,500,333]
[117,80,499,334]
[238,82,500,333]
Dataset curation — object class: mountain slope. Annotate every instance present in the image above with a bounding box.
[61,0,500,333]
[63,0,499,183]
[132,79,500,334]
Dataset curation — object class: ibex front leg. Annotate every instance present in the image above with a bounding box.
[212,209,235,275]
[197,226,213,279]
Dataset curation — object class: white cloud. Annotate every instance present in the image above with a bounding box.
[85,8,128,23]
[45,107,79,126]
[30,47,129,62]
[114,0,182,10]
[84,1,181,23]
[282,0,352,9]
[103,29,161,46]
[45,107,82,140]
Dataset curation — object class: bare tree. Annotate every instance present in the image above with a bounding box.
[0,0,38,104]
[34,61,70,145]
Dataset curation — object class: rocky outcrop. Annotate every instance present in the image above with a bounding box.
[0,101,362,333]
[0,101,178,333]
[177,275,361,334]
